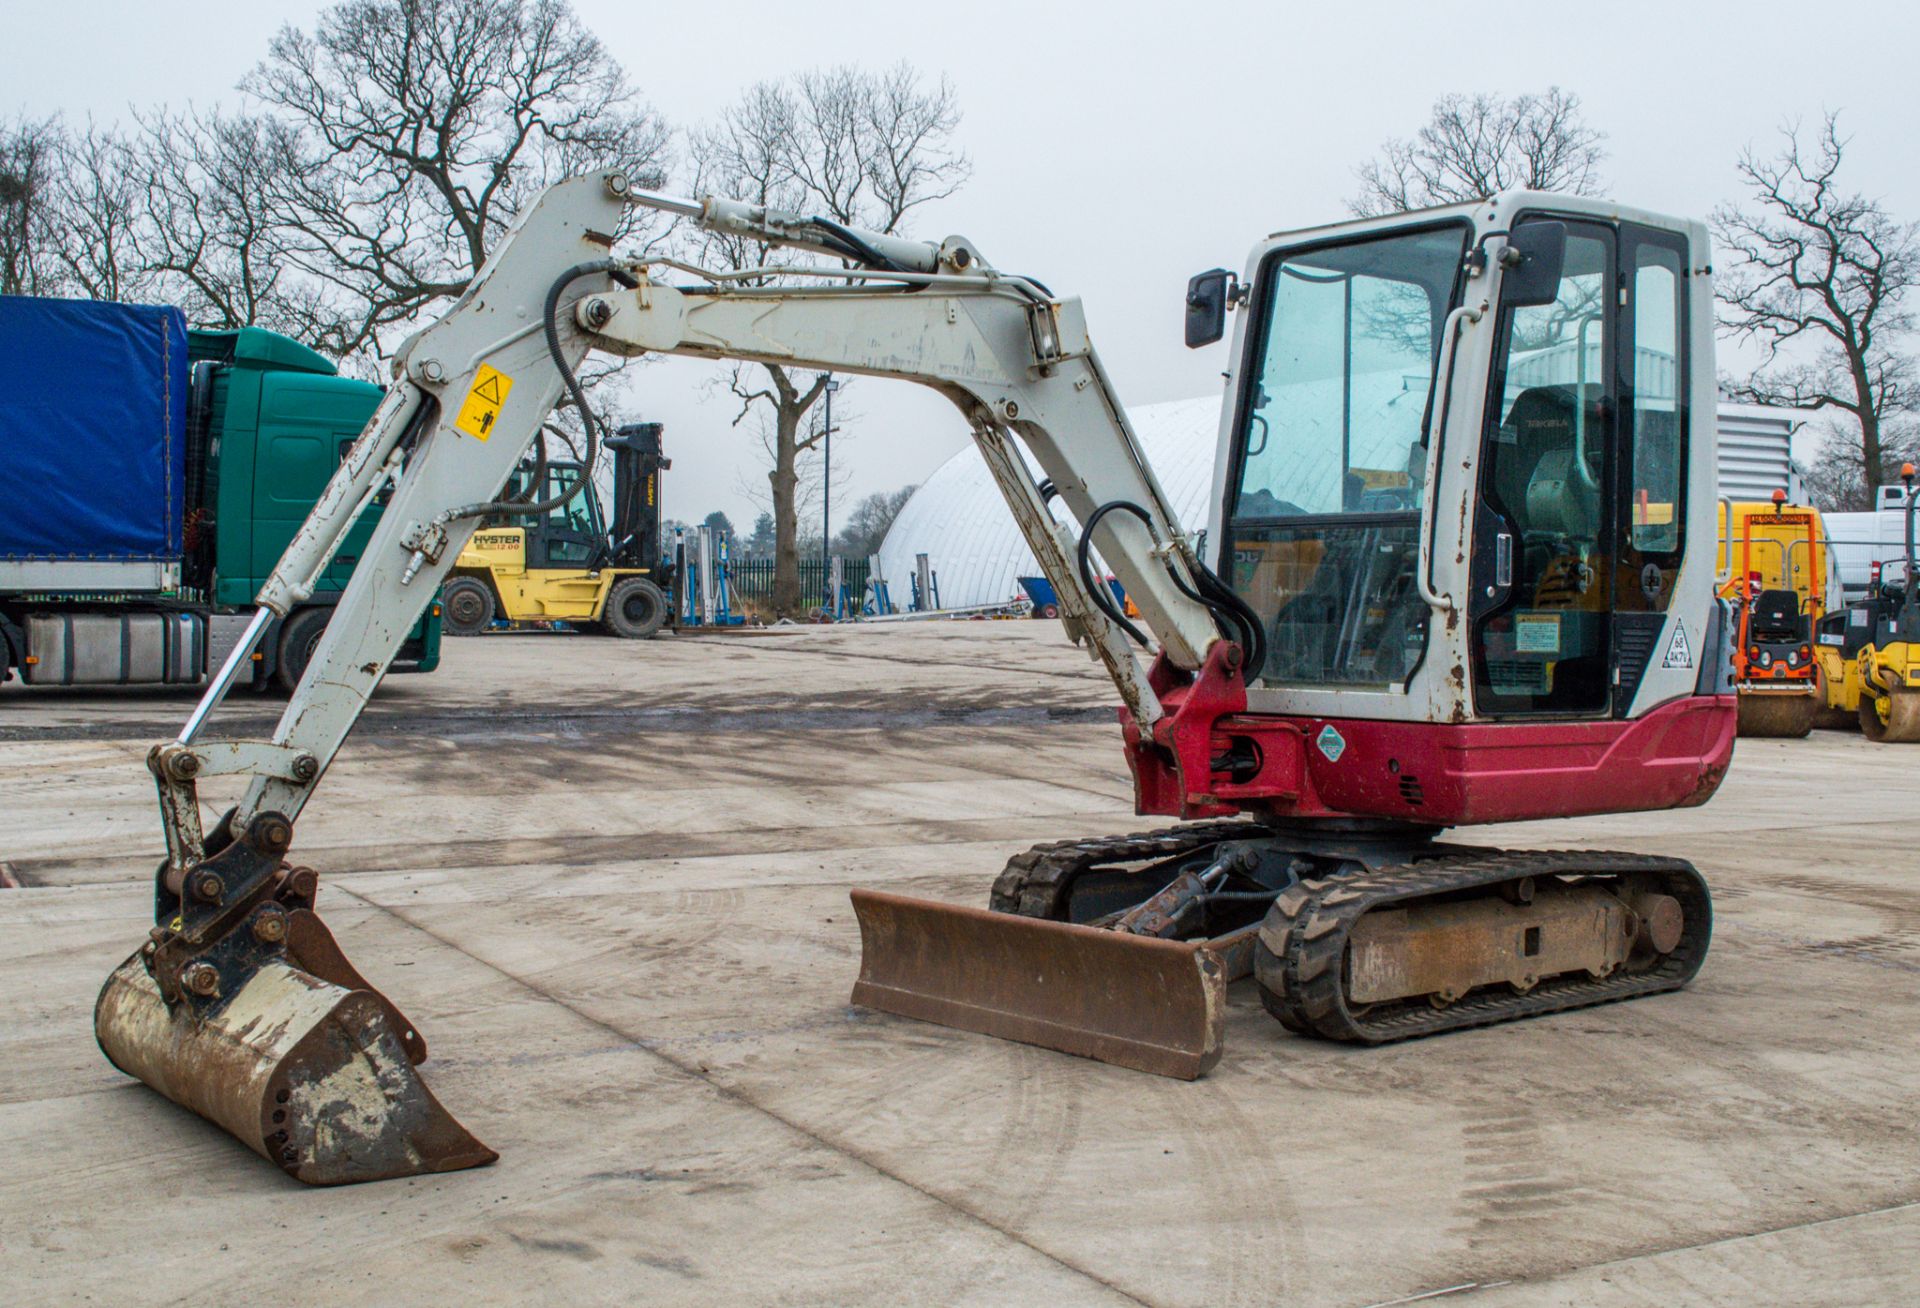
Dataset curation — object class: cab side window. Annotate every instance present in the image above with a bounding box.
[1628,242,1685,557]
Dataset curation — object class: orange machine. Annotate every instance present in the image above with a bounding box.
[1719,492,1828,737]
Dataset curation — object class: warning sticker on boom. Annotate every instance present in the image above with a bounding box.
[1663,620,1693,669]
[454,364,513,441]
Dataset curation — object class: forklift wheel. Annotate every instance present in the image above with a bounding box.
[441,578,496,637]
[1860,683,1920,743]
[604,577,668,639]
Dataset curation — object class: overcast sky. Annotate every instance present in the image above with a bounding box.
[10,0,1920,532]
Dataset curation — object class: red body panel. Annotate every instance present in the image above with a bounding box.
[1120,651,1737,827]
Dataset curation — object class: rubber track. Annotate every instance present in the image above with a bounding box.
[988,820,1274,919]
[1254,850,1713,1044]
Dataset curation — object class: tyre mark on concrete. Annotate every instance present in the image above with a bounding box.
[1435,1196,1920,1304]
[8,809,1134,886]
[1451,1103,1580,1256]
[0,700,1110,744]
[329,881,1159,1308]
[674,634,1113,686]
[1170,1078,1302,1303]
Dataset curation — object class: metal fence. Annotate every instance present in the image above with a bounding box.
[728,556,872,612]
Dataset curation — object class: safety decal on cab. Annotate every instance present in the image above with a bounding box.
[1316,725,1346,762]
[1663,620,1693,669]
[454,364,514,441]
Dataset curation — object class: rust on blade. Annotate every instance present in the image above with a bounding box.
[849,888,1227,1080]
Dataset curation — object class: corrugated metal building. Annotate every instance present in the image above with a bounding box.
[877,397,1805,610]
[1716,403,1806,502]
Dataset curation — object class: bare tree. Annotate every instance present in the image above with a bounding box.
[243,0,670,362]
[688,63,967,616]
[1714,114,1918,510]
[0,113,68,295]
[1352,88,1607,217]
[129,107,338,340]
[33,121,146,303]
[833,484,916,558]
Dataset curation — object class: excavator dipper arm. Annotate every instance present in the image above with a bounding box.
[101,170,1245,1183]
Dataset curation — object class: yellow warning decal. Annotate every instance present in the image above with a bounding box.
[454,364,514,441]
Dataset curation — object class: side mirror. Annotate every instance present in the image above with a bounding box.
[1185,268,1234,348]
[1497,222,1567,308]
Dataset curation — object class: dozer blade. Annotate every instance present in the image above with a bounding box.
[95,951,496,1186]
[849,888,1229,1079]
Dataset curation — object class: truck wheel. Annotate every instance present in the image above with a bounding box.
[603,577,668,639]
[442,578,496,637]
[275,608,332,693]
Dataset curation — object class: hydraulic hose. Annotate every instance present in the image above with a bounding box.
[1078,501,1154,647]
[1077,499,1266,677]
[437,261,616,523]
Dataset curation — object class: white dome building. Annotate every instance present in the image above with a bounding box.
[876,396,1224,611]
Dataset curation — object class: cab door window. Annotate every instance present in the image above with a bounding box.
[538,465,602,566]
[1470,223,1617,715]
[1619,234,1687,602]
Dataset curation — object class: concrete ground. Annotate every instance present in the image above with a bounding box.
[1,623,1916,1307]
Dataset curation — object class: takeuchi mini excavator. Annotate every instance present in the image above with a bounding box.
[95,171,1735,1185]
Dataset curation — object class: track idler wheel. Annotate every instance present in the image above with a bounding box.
[94,814,494,1185]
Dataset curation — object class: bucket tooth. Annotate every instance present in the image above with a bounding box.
[95,952,495,1186]
[849,888,1227,1080]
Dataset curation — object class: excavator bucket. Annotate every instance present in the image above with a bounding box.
[94,908,494,1186]
[849,888,1232,1079]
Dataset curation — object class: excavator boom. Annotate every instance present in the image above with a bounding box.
[99,170,1245,1181]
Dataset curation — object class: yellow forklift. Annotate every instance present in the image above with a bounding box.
[1814,463,1920,741]
[441,422,673,638]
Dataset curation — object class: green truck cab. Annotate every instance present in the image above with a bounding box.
[187,327,442,687]
[0,296,440,690]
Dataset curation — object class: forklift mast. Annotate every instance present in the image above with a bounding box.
[606,421,669,572]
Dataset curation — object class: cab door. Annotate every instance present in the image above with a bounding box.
[1609,228,1691,714]
[1468,220,1619,716]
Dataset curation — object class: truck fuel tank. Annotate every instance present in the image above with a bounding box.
[24,612,203,685]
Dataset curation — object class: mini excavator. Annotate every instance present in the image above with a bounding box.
[95,172,1735,1184]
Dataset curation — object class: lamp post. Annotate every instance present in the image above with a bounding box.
[821,376,839,563]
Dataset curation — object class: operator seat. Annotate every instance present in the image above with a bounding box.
[1748,588,1807,644]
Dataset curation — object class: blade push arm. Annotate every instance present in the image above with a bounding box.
[154,169,1239,869]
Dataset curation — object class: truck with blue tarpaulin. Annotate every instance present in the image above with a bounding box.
[0,295,441,689]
